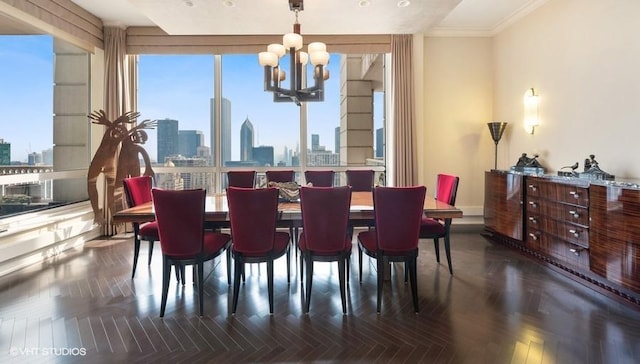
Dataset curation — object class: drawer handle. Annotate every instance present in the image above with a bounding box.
[528,216,538,224]
[528,201,537,208]
[569,248,581,256]
[569,229,580,238]
[569,191,580,199]
[569,210,580,218]
[528,233,539,241]
[528,184,537,191]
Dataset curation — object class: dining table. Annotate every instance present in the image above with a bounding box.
[112,191,463,224]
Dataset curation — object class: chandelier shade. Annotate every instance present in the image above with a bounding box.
[258,0,329,106]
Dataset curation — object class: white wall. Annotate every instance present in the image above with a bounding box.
[421,36,494,219]
[494,0,640,178]
[418,0,640,222]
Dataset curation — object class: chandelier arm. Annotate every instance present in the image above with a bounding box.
[259,0,327,106]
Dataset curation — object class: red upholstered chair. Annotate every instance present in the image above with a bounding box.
[151,188,231,317]
[298,186,352,314]
[304,170,335,187]
[346,169,375,192]
[346,169,376,232]
[227,170,256,188]
[123,176,159,279]
[266,169,297,244]
[266,170,295,184]
[419,174,460,275]
[226,187,291,314]
[357,186,426,313]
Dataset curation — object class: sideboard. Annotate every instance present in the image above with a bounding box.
[484,170,640,305]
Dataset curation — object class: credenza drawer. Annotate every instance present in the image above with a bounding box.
[527,230,590,269]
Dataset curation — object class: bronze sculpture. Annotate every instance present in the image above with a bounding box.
[87,110,155,224]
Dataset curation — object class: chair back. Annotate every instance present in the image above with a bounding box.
[266,170,295,183]
[346,169,374,192]
[151,188,206,258]
[300,186,351,253]
[373,186,426,252]
[435,174,460,206]
[227,170,256,188]
[304,170,335,187]
[123,175,153,207]
[227,187,279,255]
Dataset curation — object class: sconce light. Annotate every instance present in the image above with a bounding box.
[524,88,539,134]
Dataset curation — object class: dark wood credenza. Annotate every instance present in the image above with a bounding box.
[484,170,640,305]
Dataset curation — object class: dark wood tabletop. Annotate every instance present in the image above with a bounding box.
[112,191,463,224]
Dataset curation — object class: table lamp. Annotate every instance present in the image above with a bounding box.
[487,122,508,170]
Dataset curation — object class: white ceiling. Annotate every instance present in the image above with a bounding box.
[61,0,548,36]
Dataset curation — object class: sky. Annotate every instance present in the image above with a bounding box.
[1,35,382,164]
[0,36,53,162]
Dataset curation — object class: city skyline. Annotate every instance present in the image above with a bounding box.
[2,36,383,165]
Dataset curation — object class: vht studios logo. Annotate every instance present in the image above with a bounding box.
[9,347,87,356]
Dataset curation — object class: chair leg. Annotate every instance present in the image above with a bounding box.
[197,261,204,316]
[358,245,363,283]
[304,254,313,314]
[160,256,171,317]
[433,238,441,263]
[147,240,155,265]
[444,234,453,275]
[338,258,347,314]
[376,256,384,313]
[232,258,243,314]
[226,248,231,285]
[346,256,350,286]
[404,263,408,284]
[299,252,304,282]
[408,256,419,312]
[132,236,141,279]
[267,259,275,315]
[286,248,291,285]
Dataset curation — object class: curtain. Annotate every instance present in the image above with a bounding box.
[391,34,417,187]
[103,26,138,234]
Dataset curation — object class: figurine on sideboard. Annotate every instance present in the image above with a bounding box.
[511,153,545,174]
[580,154,615,180]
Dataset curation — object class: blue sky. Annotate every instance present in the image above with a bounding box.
[2,35,381,163]
[0,36,53,162]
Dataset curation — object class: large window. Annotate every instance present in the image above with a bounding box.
[137,52,386,192]
[0,35,57,218]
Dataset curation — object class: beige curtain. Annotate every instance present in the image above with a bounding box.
[391,34,417,187]
[103,26,138,234]
[104,27,136,118]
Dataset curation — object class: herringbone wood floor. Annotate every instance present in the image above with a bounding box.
[1,228,639,363]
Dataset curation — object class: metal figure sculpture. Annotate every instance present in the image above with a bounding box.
[87,110,155,224]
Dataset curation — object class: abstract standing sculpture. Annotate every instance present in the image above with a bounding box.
[487,122,508,170]
[87,110,155,225]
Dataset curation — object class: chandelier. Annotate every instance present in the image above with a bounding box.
[258,0,330,106]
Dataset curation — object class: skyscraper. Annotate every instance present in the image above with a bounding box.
[376,127,384,158]
[240,117,254,161]
[334,126,340,156]
[311,134,320,152]
[178,130,203,158]
[252,146,274,166]
[210,97,231,165]
[0,139,10,165]
[157,119,179,164]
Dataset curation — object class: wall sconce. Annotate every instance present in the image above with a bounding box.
[524,88,539,134]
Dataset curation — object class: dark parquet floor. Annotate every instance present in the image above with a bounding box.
[1,227,639,363]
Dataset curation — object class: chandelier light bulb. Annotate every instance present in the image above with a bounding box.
[283,33,303,50]
[258,52,278,67]
[307,42,326,54]
[299,51,309,65]
[267,44,286,58]
[310,51,330,66]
